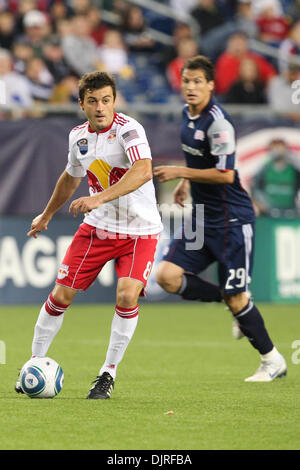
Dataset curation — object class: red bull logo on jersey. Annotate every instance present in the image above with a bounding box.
[57,264,69,280]
[87,159,128,194]
[77,138,88,155]
[107,130,116,144]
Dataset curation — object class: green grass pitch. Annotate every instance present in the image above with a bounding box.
[0,302,299,450]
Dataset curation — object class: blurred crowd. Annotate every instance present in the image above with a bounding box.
[0,0,300,113]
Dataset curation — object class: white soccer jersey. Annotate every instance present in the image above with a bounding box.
[65,112,163,235]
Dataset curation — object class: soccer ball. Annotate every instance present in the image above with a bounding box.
[20,356,64,398]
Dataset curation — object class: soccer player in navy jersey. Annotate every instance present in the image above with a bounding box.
[153,55,286,382]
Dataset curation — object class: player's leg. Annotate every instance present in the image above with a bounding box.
[87,278,142,399]
[31,284,76,358]
[87,235,158,399]
[31,224,102,359]
[16,222,106,395]
[224,291,287,381]
[220,223,287,382]
[100,277,142,378]
[156,260,184,293]
[156,230,222,302]
[15,284,76,394]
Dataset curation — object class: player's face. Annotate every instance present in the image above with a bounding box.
[79,86,115,132]
[181,69,214,114]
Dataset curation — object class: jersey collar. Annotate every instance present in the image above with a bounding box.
[184,96,216,120]
[88,113,117,134]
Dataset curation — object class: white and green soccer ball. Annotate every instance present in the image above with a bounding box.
[20,357,64,398]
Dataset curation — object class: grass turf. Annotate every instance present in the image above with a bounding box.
[0,302,299,450]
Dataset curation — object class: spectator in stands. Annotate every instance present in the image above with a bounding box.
[100,0,129,23]
[42,34,75,83]
[18,9,51,57]
[25,55,54,101]
[56,17,73,38]
[50,74,79,103]
[61,14,98,77]
[87,6,109,46]
[162,22,195,70]
[97,29,134,79]
[251,138,300,217]
[191,0,224,36]
[120,5,156,54]
[0,1,6,11]
[13,0,38,36]
[278,19,300,73]
[9,0,53,13]
[255,1,290,46]
[201,0,259,61]
[251,0,283,18]
[234,0,259,38]
[12,39,34,74]
[286,0,300,22]
[0,10,16,50]
[71,0,93,15]
[167,37,199,92]
[267,63,300,116]
[0,47,33,109]
[49,0,73,29]
[214,32,277,96]
[169,0,198,16]
[225,56,266,103]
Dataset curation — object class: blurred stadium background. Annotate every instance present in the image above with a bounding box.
[1,0,300,306]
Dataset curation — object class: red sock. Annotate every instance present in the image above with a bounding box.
[45,293,69,316]
[115,304,139,319]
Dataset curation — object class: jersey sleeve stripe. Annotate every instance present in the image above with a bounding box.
[115,113,129,125]
[216,155,228,169]
[128,147,134,163]
[213,105,224,119]
[127,145,141,164]
[71,122,88,132]
[209,106,224,120]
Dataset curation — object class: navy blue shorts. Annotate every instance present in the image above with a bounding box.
[163,221,255,294]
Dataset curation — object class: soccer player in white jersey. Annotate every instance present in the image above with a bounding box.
[15,71,163,399]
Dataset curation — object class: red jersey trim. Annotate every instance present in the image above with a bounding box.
[115,113,129,125]
[88,113,117,134]
[127,145,141,164]
[71,122,89,133]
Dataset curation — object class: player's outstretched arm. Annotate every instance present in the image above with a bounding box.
[154,165,234,184]
[27,171,82,238]
[69,159,152,217]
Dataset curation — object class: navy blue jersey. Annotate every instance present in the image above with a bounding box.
[181,97,255,228]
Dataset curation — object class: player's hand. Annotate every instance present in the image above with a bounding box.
[173,179,190,207]
[27,213,51,238]
[69,195,102,217]
[153,166,182,182]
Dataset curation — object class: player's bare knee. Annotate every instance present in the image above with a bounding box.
[117,292,138,308]
[156,273,176,292]
[156,264,180,293]
[223,292,249,314]
[52,284,76,305]
[117,288,139,308]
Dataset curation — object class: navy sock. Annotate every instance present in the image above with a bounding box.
[179,273,222,302]
[234,301,273,354]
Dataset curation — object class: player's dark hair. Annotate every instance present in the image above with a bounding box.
[182,55,214,82]
[78,71,117,102]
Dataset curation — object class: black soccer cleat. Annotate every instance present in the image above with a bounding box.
[86,372,114,399]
